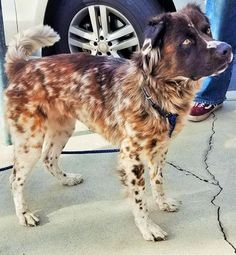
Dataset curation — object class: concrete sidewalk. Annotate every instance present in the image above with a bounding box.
[0,93,236,255]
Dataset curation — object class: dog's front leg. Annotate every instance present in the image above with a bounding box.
[118,140,167,241]
[147,145,179,212]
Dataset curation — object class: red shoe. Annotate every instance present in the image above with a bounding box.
[188,102,223,122]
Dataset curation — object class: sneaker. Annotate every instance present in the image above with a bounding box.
[188,102,223,122]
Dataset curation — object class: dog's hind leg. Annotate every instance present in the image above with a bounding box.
[118,139,167,242]
[42,117,83,186]
[148,144,179,212]
[9,114,45,226]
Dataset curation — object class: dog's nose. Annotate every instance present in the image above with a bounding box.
[216,42,232,58]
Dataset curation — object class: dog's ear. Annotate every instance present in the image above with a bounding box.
[183,3,203,15]
[142,15,168,55]
[141,14,170,75]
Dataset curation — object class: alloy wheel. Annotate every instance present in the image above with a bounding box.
[68,5,140,58]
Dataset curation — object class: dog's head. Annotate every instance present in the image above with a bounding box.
[141,4,233,80]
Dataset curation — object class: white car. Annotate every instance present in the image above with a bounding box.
[2,0,204,58]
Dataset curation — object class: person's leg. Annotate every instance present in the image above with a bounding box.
[189,0,236,121]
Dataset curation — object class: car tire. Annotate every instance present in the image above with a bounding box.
[43,0,164,58]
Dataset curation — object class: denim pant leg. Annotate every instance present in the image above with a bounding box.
[195,0,236,104]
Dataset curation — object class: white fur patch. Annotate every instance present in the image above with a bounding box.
[205,40,221,49]
[142,39,152,55]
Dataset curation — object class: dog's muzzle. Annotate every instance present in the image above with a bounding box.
[215,42,232,61]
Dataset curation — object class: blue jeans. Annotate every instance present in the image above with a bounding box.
[194,0,236,104]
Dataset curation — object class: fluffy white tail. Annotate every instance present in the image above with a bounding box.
[5,25,60,77]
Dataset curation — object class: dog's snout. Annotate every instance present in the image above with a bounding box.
[216,42,232,58]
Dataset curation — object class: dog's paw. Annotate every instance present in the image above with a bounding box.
[158,197,179,212]
[136,218,168,242]
[61,173,83,186]
[18,210,40,227]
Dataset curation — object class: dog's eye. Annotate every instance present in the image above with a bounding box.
[206,27,211,35]
[202,27,211,35]
[182,39,192,45]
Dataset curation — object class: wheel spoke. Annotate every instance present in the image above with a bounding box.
[91,50,98,56]
[110,37,139,51]
[107,25,134,41]
[88,6,99,39]
[110,51,120,58]
[69,26,96,41]
[69,38,94,51]
[99,5,109,39]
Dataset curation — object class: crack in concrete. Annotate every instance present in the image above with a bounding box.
[168,113,236,253]
[207,113,236,253]
[167,162,216,185]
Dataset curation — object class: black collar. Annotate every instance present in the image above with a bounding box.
[141,85,178,138]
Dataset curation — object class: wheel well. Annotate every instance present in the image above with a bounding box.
[42,0,176,56]
[44,0,176,25]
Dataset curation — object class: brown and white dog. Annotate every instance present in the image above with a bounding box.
[5,4,232,241]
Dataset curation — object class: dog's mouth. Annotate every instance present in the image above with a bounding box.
[210,52,233,77]
[211,63,229,76]
[190,53,233,81]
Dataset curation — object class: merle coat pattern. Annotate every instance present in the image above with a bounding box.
[5,4,232,241]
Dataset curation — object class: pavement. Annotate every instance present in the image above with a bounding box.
[0,91,236,255]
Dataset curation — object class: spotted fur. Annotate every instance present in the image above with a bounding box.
[5,4,232,241]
